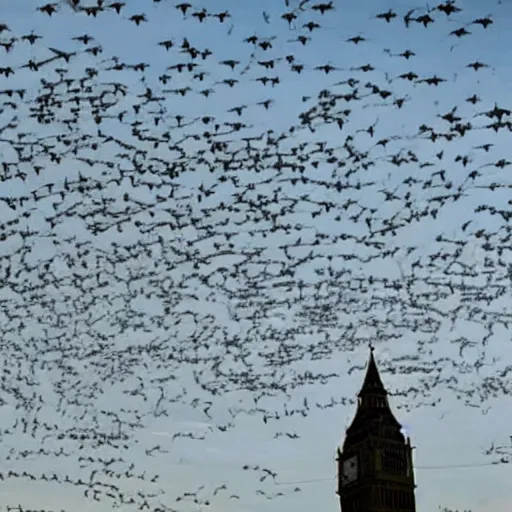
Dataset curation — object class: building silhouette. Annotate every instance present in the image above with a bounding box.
[336,347,416,511]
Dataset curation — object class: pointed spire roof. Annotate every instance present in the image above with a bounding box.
[358,345,387,397]
[343,346,403,449]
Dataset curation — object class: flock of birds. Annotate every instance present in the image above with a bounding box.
[0,0,511,510]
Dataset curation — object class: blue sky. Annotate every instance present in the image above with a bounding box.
[1,0,512,511]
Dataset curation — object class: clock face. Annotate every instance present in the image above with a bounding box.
[342,455,358,485]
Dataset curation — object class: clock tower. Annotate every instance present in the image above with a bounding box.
[336,347,416,512]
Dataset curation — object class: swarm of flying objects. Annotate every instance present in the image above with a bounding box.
[0,0,510,510]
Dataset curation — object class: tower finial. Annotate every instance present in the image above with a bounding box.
[369,342,374,353]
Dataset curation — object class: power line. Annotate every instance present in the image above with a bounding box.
[414,462,504,469]
[276,461,507,485]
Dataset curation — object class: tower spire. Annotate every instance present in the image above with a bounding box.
[337,346,417,512]
[358,346,386,398]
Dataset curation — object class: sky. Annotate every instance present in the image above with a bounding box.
[0,0,512,511]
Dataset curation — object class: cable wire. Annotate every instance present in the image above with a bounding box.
[275,461,508,485]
